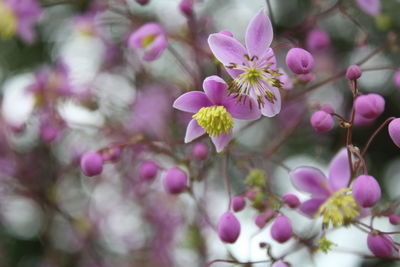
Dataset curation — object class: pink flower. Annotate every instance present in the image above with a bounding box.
[355,0,381,16]
[208,10,283,117]
[306,29,331,52]
[173,76,260,152]
[128,23,168,61]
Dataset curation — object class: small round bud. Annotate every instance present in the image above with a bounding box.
[232,195,246,212]
[218,30,233,37]
[310,110,334,133]
[306,29,330,52]
[102,146,122,162]
[40,124,61,143]
[394,71,400,89]
[388,118,400,148]
[179,0,193,16]
[163,167,187,194]
[270,215,293,243]
[388,214,400,225]
[346,65,362,80]
[217,212,241,243]
[192,143,208,161]
[352,175,381,208]
[272,260,289,267]
[80,152,104,177]
[286,48,314,75]
[367,232,394,258]
[354,93,385,119]
[255,210,275,229]
[139,160,159,181]
[136,0,149,5]
[282,193,300,209]
[298,73,316,83]
[354,112,375,127]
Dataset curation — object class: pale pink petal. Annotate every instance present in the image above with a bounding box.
[185,119,205,143]
[260,85,281,117]
[208,33,247,66]
[328,148,351,192]
[173,91,212,113]
[356,0,381,16]
[224,97,261,120]
[211,132,233,153]
[299,198,326,217]
[290,167,330,197]
[142,34,168,61]
[245,10,273,58]
[203,75,228,105]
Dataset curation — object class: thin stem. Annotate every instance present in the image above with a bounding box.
[361,117,395,156]
[167,45,198,88]
[222,153,232,211]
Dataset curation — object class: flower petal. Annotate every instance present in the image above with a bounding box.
[245,10,273,58]
[299,198,326,217]
[224,97,261,120]
[208,33,247,66]
[211,132,233,153]
[203,75,228,105]
[290,167,330,197]
[173,91,212,113]
[328,148,351,192]
[184,119,205,143]
[260,85,281,117]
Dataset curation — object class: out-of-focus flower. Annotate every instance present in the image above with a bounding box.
[346,65,362,80]
[306,29,331,52]
[139,160,159,181]
[355,0,381,16]
[80,152,104,177]
[279,69,293,90]
[163,167,187,194]
[128,23,168,61]
[354,93,385,119]
[173,76,260,152]
[388,214,400,225]
[232,195,245,212]
[0,0,41,43]
[290,149,360,227]
[270,215,293,243]
[217,212,241,243]
[191,142,208,161]
[272,260,289,267]
[310,110,334,133]
[286,48,314,75]
[208,10,283,117]
[367,232,394,258]
[282,193,300,208]
[394,71,400,89]
[388,118,400,148]
[179,0,193,17]
[351,175,381,208]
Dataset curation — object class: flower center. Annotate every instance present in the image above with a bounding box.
[192,106,233,137]
[226,54,282,108]
[0,0,17,39]
[141,34,156,48]
[316,188,359,228]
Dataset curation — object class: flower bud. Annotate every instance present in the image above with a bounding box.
[40,123,61,143]
[102,146,122,162]
[255,210,275,229]
[270,215,293,243]
[136,0,150,5]
[139,160,159,181]
[367,232,394,258]
[192,142,208,161]
[282,193,300,209]
[346,65,362,80]
[320,104,334,114]
[286,48,314,75]
[298,73,315,83]
[306,29,330,52]
[218,30,233,37]
[179,0,193,16]
[80,152,104,177]
[163,167,187,194]
[352,175,381,208]
[388,118,400,148]
[388,214,400,225]
[232,195,245,212]
[310,110,334,133]
[354,93,385,119]
[217,212,241,243]
[272,260,289,267]
[354,112,375,127]
[394,71,400,89]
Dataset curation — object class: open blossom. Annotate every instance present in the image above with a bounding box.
[290,148,360,227]
[173,76,260,152]
[0,0,41,43]
[208,10,283,117]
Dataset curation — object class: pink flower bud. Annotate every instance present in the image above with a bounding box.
[346,65,362,80]
[136,0,150,5]
[367,233,394,258]
[217,212,241,243]
[394,71,400,89]
[388,118,400,148]
[298,73,315,83]
[139,160,159,181]
[354,112,375,127]
[218,30,233,37]
[282,193,300,208]
[163,167,187,194]
[102,146,122,162]
[80,152,104,177]
[352,175,381,208]
[354,94,385,119]
[272,260,289,267]
[255,210,275,229]
[179,0,193,16]
[320,104,334,114]
[40,124,61,143]
[128,23,168,61]
[306,29,330,52]
[388,214,400,225]
[192,143,208,161]
[232,195,245,212]
[286,48,314,75]
[310,110,334,132]
[270,215,293,243]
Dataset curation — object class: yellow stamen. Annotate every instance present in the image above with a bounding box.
[141,34,156,48]
[317,188,359,228]
[192,106,233,137]
[0,0,17,39]
[317,236,337,253]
